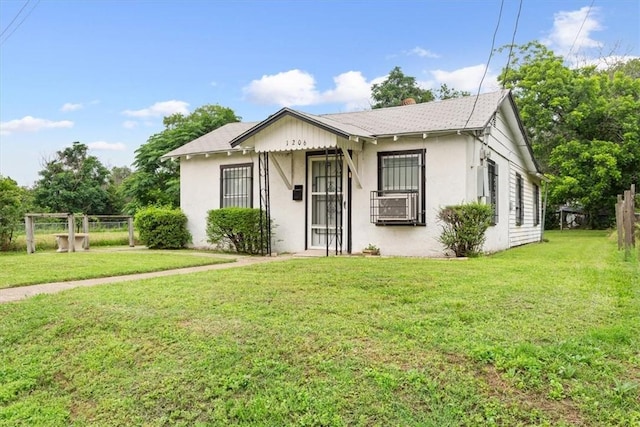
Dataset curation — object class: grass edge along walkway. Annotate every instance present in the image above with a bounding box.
[0,255,292,304]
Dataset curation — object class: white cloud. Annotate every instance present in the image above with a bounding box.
[581,55,640,70]
[543,6,603,56]
[321,71,375,110]
[122,120,138,129]
[61,102,83,112]
[429,64,500,93]
[87,141,127,151]
[243,69,388,110]
[0,116,74,135]
[122,100,189,118]
[406,47,440,58]
[243,69,319,106]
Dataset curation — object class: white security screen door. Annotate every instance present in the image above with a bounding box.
[308,156,343,250]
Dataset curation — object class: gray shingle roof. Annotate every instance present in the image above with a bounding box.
[164,121,258,158]
[164,90,510,158]
[324,89,508,136]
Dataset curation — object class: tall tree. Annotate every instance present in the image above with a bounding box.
[33,142,112,214]
[106,166,133,215]
[123,104,240,212]
[0,175,30,250]
[499,42,640,227]
[371,66,435,108]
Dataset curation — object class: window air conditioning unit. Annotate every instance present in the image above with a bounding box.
[378,193,417,221]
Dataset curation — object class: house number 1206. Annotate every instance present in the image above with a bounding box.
[286,139,307,147]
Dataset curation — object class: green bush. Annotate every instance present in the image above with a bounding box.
[134,206,191,249]
[437,202,493,257]
[206,208,270,254]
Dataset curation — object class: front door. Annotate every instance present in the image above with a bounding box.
[308,155,343,251]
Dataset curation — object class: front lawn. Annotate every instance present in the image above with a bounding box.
[0,231,638,425]
[0,250,233,288]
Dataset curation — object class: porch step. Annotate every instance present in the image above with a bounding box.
[293,249,335,257]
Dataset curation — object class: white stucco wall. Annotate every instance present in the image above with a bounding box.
[349,134,469,257]
[179,152,260,249]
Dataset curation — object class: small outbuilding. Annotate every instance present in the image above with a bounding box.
[164,89,543,256]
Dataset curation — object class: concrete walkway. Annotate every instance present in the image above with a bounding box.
[0,254,293,304]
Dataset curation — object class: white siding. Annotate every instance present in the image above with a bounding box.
[485,109,541,248]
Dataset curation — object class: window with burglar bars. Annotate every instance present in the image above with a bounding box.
[488,160,498,224]
[371,149,425,224]
[515,173,524,226]
[220,163,253,208]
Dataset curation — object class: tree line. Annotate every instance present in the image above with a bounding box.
[1,41,638,249]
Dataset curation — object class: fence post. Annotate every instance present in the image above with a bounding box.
[82,214,90,250]
[128,217,135,247]
[25,215,34,254]
[623,190,632,258]
[616,194,624,250]
[631,184,636,248]
[68,214,76,253]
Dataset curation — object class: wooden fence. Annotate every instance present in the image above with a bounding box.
[25,213,134,254]
[615,184,637,258]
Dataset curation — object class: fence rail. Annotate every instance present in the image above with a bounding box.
[17,221,130,233]
[24,213,135,254]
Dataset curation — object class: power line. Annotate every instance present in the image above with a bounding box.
[463,0,505,129]
[0,0,40,46]
[501,0,523,89]
[567,0,596,59]
[0,0,31,38]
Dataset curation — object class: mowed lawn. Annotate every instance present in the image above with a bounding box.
[0,231,638,426]
[0,250,233,288]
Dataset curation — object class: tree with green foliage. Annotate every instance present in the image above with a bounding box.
[371,66,435,108]
[106,166,132,215]
[123,105,240,212]
[499,42,640,227]
[434,84,471,100]
[33,142,112,214]
[0,175,30,250]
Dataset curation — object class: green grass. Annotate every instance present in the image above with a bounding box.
[0,250,233,288]
[1,230,638,426]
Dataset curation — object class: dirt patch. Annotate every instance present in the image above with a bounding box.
[477,361,584,426]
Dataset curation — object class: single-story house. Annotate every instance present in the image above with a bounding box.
[163,89,543,257]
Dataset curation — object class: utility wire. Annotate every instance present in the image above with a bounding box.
[0,0,30,38]
[567,0,596,59]
[0,0,40,46]
[501,0,523,89]
[463,0,505,129]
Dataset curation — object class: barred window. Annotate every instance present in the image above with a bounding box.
[487,160,498,224]
[372,149,425,225]
[515,173,524,226]
[220,163,253,208]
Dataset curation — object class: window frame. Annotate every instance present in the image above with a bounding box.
[515,173,524,226]
[373,149,426,226]
[220,163,253,208]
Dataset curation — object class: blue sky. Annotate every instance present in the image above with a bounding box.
[1,0,638,186]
